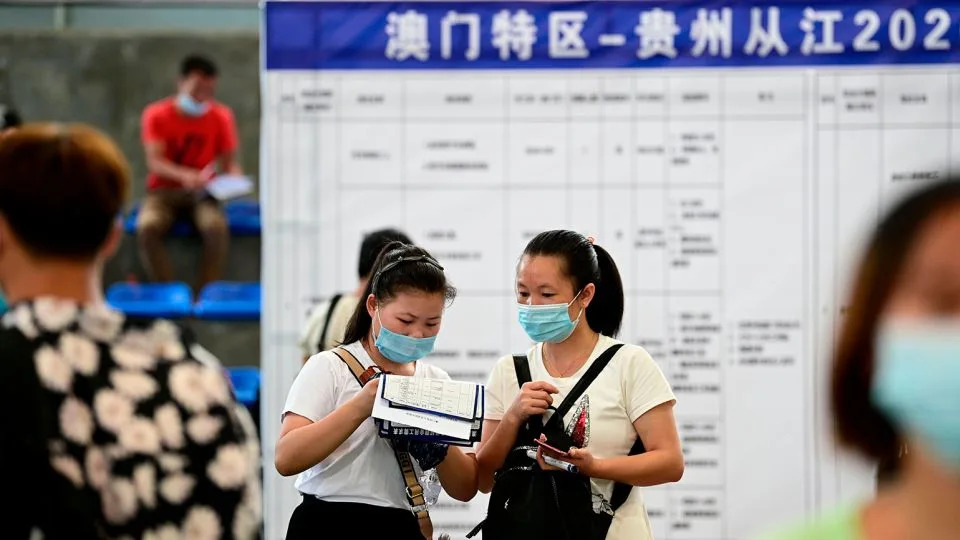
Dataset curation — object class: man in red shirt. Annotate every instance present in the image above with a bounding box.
[138,54,241,290]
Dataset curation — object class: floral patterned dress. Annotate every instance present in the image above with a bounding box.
[0,298,261,539]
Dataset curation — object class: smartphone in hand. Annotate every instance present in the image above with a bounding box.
[534,438,570,458]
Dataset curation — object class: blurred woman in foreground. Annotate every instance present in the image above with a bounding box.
[0,124,260,539]
[772,179,960,539]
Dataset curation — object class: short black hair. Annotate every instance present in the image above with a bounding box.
[0,105,21,130]
[180,54,218,78]
[358,228,413,278]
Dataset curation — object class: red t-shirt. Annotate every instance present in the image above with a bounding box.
[141,97,238,190]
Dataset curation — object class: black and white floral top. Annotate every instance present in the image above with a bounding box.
[0,298,261,539]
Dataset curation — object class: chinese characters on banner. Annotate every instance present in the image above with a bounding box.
[384,6,945,61]
[266,2,960,69]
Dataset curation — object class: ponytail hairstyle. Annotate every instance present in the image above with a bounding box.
[341,242,457,345]
[523,230,624,337]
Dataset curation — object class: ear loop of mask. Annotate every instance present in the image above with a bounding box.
[570,288,585,322]
[372,306,385,342]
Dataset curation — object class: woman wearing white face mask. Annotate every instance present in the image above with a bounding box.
[276,242,478,539]
[474,230,684,540]
[767,180,960,539]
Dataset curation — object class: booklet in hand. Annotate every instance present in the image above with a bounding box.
[372,375,484,446]
[205,174,254,201]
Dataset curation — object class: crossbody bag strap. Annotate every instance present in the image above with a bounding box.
[316,293,343,352]
[513,354,532,387]
[511,354,542,434]
[331,346,380,386]
[543,343,625,432]
[542,343,640,512]
[555,343,640,514]
[608,437,646,511]
[332,347,432,537]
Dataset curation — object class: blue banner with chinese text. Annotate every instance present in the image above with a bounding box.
[265,1,960,69]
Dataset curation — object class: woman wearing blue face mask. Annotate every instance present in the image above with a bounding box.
[766,180,960,540]
[276,242,478,539]
[475,230,684,540]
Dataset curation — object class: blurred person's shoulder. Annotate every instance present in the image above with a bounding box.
[209,101,236,123]
[142,96,176,118]
[0,299,261,534]
[0,298,235,403]
[300,293,358,357]
[759,506,860,540]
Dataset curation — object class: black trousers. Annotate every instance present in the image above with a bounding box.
[287,495,423,540]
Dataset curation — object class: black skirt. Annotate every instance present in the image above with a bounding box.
[287,495,423,540]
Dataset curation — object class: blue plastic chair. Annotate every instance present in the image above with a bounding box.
[123,205,195,236]
[227,366,260,407]
[124,199,260,236]
[193,282,261,321]
[106,282,194,319]
[225,199,261,236]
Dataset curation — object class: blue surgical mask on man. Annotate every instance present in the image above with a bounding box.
[873,319,960,469]
[176,93,210,117]
[517,289,583,344]
[373,310,436,364]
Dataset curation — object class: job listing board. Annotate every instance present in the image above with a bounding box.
[260,2,960,538]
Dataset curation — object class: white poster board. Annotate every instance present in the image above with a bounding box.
[261,2,960,538]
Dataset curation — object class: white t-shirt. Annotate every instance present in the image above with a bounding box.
[282,340,451,509]
[485,334,676,540]
[298,294,359,358]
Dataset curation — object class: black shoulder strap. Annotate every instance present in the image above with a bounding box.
[316,293,343,352]
[609,437,646,511]
[544,343,625,431]
[512,354,541,433]
[512,354,532,388]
